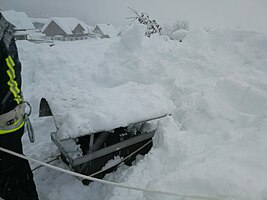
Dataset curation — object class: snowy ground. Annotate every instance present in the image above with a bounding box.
[17,25,267,200]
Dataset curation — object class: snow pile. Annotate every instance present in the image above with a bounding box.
[171,29,188,41]
[47,82,175,139]
[19,25,175,139]
[94,24,168,86]
[216,77,267,115]
[17,26,267,200]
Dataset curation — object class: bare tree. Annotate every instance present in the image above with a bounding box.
[126,7,162,37]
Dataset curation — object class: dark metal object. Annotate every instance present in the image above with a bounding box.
[39,98,52,117]
[39,97,169,185]
[51,129,155,167]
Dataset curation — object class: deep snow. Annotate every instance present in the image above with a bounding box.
[46,82,175,139]
[17,25,267,200]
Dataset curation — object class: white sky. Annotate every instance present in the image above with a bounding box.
[1,0,267,30]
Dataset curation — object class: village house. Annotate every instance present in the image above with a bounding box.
[42,17,90,41]
[2,10,35,40]
[92,24,118,39]
[31,18,49,32]
[87,25,97,38]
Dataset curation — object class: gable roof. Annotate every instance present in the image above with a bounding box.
[42,17,89,35]
[87,25,93,32]
[31,17,49,25]
[94,24,117,37]
[2,10,35,30]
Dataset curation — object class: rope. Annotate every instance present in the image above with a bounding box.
[0,146,229,200]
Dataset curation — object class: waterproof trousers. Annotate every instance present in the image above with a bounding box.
[0,127,39,200]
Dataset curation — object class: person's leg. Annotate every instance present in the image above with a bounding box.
[0,128,39,200]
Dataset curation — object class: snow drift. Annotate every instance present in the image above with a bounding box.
[47,82,175,139]
[17,25,267,200]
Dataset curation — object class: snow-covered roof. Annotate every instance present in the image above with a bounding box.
[94,24,118,37]
[46,82,175,139]
[87,25,93,32]
[42,17,89,35]
[2,10,35,30]
[78,20,89,34]
[30,17,49,24]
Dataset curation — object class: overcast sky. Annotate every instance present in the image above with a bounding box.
[1,0,267,30]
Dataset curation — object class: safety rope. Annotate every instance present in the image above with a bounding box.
[0,146,230,200]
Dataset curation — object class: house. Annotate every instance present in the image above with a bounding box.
[2,10,35,40]
[87,25,97,38]
[42,17,89,40]
[92,24,117,38]
[31,18,49,32]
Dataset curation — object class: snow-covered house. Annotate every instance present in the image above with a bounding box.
[87,25,97,38]
[2,10,35,40]
[42,17,89,41]
[93,24,117,38]
[31,18,49,32]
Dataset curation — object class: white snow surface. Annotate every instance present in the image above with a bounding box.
[2,10,35,30]
[47,82,175,139]
[171,29,188,41]
[18,25,267,200]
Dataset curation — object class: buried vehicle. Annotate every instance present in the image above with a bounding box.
[39,83,175,184]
